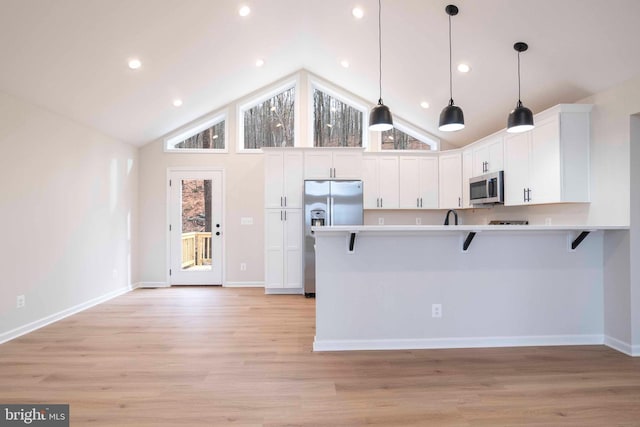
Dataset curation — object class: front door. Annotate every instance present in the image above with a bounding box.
[169,169,223,285]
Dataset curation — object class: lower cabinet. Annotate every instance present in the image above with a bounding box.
[264,209,303,292]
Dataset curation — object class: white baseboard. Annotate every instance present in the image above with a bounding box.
[135,282,169,288]
[604,335,640,356]
[265,288,304,295]
[313,334,605,352]
[0,284,137,345]
[224,281,264,288]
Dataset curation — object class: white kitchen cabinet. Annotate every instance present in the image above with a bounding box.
[264,149,303,209]
[362,155,399,209]
[504,104,592,206]
[398,156,439,209]
[264,209,303,291]
[461,150,473,208]
[472,135,504,176]
[304,149,362,179]
[438,152,463,209]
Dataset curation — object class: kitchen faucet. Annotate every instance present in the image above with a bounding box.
[444,209,458,225]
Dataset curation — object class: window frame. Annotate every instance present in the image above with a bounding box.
[237,76,300,153]
[379,119,440,152]
[308,77,369,150]
[164,111,228,153]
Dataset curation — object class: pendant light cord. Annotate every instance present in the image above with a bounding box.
[448,13,453,103]
[517,50,522,106]
[378,0,382,104]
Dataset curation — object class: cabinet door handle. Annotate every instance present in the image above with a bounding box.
[420,198,423,208]
[417,198,420,208]
[284,196,287,207]
[458,197,461,207]
[380,198,383,208]
[284,210,287,221]
[280,196,283,207]
[280,210,283,221]
[376,198,379,208]
[527,188,532,202]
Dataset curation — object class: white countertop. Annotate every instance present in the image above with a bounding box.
[312,224,629,233]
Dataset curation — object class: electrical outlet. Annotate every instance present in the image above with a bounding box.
[240,263,247,271]
[416,218,422,225]
[16,295,25,309]
[378,217,384,225]
[241,217,254,225]
[432,303,442,318]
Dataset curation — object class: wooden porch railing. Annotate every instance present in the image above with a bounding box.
[181,232,212,268]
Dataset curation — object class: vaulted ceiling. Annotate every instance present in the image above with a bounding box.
[2,0,640,147]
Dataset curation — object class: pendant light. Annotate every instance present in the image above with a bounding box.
[507,42,534,133]
[369,0,393,131]
[439,4,464,132]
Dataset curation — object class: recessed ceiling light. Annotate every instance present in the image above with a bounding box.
[457,63,471,73]
[340,59,350,68]
[255,58,264,67]
[128,58,141,70]
[173,99,183,107]
[352,7,364,19]
[239,5,251,16]
[420,101,430,109]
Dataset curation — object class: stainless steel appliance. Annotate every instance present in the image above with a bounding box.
[304,180,363,296]
[469,171,504,205]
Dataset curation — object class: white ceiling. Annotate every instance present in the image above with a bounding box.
[2,0,640,147]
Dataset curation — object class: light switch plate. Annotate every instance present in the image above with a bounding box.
[240,217,254,225]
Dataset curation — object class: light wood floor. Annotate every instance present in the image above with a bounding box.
[1,287,639,426]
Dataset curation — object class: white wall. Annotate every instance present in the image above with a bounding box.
[630,115,640,350]
[0,91,138,341]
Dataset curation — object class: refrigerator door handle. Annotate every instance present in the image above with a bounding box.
[330,197,335,226]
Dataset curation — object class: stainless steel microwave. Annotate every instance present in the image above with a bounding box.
[469,171,504,205]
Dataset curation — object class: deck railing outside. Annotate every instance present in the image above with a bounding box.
[181,232,212,268]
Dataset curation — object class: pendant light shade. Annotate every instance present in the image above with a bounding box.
[370,101,393,131]
[507,42,535,133]
[369,0,393,131]
[439,100,465,132]
[439,4,464,132]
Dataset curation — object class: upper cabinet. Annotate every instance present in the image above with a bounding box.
[304,148,363,179]
[399,155,439,209]
[438,152,463,209]
[504,104,592,206]
[461,150,473,209]
[264,149,304,209]
[471,135,504,176]
[362,154,399,209]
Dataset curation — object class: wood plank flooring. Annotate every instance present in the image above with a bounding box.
[1,287,639,426]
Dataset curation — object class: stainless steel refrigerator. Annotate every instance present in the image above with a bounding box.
[304,180,363,296]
